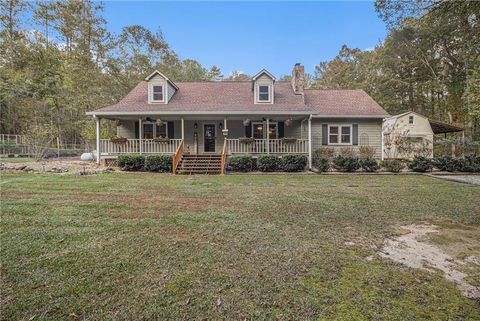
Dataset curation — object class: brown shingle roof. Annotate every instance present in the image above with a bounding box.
[305,89,390,117]
[89,81,389,117]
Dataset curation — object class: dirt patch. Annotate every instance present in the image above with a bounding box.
[380,223,480,299]
[0,157,111,175]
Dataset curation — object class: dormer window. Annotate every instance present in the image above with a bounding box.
[253,69,275,104]
[145,70,178,104]
[258,85,270,102]
[152,85,164,102]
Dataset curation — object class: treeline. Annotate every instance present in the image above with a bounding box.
[313,0,480,139]
[1,0,479,146]
[0,0,224,144]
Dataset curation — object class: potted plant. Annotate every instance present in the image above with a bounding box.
[110,136,127,144]
[239,136,255,143]
[282,137,297,143]
[153,136,169,143]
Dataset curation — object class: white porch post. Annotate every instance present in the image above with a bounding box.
[266,118,270,154]
[224,117,227,131]
[139,118,143,154]
[181,117,185,140]
[308,115,312,169]
[95,116,101,165]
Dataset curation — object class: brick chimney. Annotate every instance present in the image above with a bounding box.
[291,63,305,94]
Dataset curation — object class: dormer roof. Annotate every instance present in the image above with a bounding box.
[252,69,276,82]
[145,70,179,90]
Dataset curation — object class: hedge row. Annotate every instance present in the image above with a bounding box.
[312,155,480,173]
[117,154,172,172]
[228,154,307,172]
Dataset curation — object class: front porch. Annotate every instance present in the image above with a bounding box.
[94,115,312,173]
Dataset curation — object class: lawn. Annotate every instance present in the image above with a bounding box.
[1,172,479,320]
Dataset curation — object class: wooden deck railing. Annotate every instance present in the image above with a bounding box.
[100,139,182,155]
[220,138,227,175]
[227,138,308,154]
[172,140,184,175]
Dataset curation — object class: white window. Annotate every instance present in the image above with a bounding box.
[258,85,270,102]
[143,122,168,138]
[328,125,352,145]
[152,85,164,102]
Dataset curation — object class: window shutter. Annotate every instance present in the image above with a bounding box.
[135,122,139,139]
[245,124,252,137]
[278,121,285,138]
[352,124,358,145]
[322,124,328,145]
[168,121,174,138]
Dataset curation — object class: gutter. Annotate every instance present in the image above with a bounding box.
[86,111,314,116]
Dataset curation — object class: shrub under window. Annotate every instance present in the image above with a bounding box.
[360,158,379,172]
[332,155,360,172]
[381,160,405,173]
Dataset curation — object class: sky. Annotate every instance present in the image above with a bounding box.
[102,1,388,78]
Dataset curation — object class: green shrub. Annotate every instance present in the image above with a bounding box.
[407,156,433,172]
[229,155,253,172]
[117,154,145,171]
[313,157,330,172]
[144,155,172,172]
[281,154,307,172]
[456,155,480,172]
[257,155,280,172]
[360,158,379,172]
[381,160,405,173]
[332,156,360,172]
[432,156,457,172]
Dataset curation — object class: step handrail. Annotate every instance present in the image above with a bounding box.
[172,139,184,175]
[220,137,227,175]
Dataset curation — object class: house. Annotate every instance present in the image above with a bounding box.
[87,63,390,173]
[382,111,464,160]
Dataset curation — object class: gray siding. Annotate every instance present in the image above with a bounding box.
[117,122,136,138]
[311,118,383,159]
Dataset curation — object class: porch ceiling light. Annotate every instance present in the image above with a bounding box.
[146,117,153,122]
[156,118,163,126]
[243,118,250,126]
[194,122,198,129]
[219,122,223,130]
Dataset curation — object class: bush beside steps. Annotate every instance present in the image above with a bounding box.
[117,154,172,172]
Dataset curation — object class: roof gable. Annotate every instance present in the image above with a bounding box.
[145,70,179,90]
[252,69,276,81]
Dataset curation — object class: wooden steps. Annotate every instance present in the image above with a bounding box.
[176,154,223,174]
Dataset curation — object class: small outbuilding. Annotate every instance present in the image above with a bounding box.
[382,111,463,160]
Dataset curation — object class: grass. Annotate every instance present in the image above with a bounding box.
[0,157,35,163]
[1,172,479,320]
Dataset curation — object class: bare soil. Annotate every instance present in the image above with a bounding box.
[380,223,480,299]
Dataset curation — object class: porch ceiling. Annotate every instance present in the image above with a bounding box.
[100,114,309,121]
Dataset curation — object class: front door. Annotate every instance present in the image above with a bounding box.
[204,124,216,152]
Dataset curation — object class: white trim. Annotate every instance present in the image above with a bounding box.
[327,124,352,145]
[142,120,169,138]
[252,69,276,81]
[149,83,165,103]
[257,84,272,103]
[311,115,388,119]
[87,111,312,116]
[145,70,179,90]
[308,115,312,169]
[95,117,100,164]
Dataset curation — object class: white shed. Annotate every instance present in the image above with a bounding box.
[382,112,434,160]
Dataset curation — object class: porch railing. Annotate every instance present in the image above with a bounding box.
[227,138,308,154]
[100,139,183,155]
